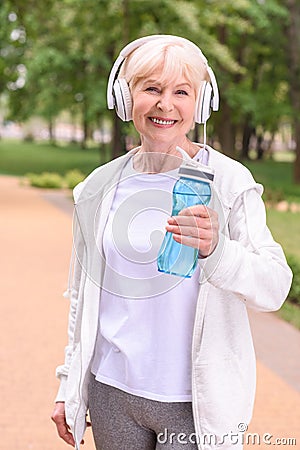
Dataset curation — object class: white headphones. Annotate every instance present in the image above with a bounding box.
[107,35,219,124]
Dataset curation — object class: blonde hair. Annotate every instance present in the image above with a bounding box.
[119,36,209,94]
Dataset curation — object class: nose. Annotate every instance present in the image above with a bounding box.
[157,91,174,112]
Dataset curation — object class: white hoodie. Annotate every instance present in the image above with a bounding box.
[55,146,292,450]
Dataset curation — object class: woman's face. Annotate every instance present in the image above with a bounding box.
[131,71,196,147]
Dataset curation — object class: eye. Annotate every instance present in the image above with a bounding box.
[145,86,160,93]
[176,89,189,96]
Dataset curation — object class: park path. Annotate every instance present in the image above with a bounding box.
[0,175,299,450]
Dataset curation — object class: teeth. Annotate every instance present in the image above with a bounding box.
[151,118,175,125]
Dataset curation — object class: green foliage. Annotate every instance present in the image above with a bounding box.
[1,0,299,179]
[262,187,285,205]
[0,1,27,95]
[26,171,64,188]
[64,169,85,189]
[245,159,300,203]
[267,210,300,261]
[278,253,300,330]
[0,0,253,143]
[25,168,85,189]
[278,301,300,330]
[287,255,300,307]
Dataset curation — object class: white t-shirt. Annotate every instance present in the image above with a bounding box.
[91,148,207,402]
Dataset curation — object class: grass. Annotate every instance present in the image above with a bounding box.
[244,156,300,327]
[266,209,300,329]
[0,139,109,176]
[244,159,300,203]
[278,302,300,330]
[266,210,300,259]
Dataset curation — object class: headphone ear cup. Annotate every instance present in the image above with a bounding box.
[113,78,132,121]
[195,81,213,124]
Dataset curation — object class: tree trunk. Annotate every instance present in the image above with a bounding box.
[294,121,300,182]
[193,123,200,143]
[286,0,300,183]
[256,134,264,160]
[241,119,255,160]
[48,118,55,144]
[81,118,88,149]
[81,100,89,149]
[112,114,125,159]
[215,100,236,157]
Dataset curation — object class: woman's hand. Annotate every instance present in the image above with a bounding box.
[51,402,76,447]
[165,205,219,257]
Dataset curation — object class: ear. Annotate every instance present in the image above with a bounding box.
[113,78,133,121]
[194,81,213,124]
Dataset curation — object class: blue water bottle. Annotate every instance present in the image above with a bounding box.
[157,160,214,278]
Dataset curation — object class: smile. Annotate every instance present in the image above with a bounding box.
[150,117,176,125]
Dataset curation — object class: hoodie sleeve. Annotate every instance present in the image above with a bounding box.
[199,188,293,311]
[54,200,86,402]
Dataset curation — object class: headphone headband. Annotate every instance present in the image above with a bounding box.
[107,36,162,109]
[107,34,219,123]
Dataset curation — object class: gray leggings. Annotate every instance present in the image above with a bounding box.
[88,376,198,450]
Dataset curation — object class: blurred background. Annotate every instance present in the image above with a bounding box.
[0,0,300,449]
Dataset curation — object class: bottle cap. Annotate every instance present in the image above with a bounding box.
[178,161,214,183]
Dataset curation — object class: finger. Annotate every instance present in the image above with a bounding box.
[58,424,76,447]
[172,233,201,249]
[178,205,211,218]
[52,417,75,447]
[173,233,215,255]
[168,215,215,230]
[166,223,211,240]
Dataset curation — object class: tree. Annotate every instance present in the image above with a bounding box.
[3,0,67,139]
[1,0,241,155]
[2,0,296,167]
[207,0,289,158]
[285,0,300,183]
[5,0,110,146]
[104,0,237,157]
[0,1,28,131]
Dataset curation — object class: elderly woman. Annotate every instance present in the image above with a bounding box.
[51,35,292,450]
